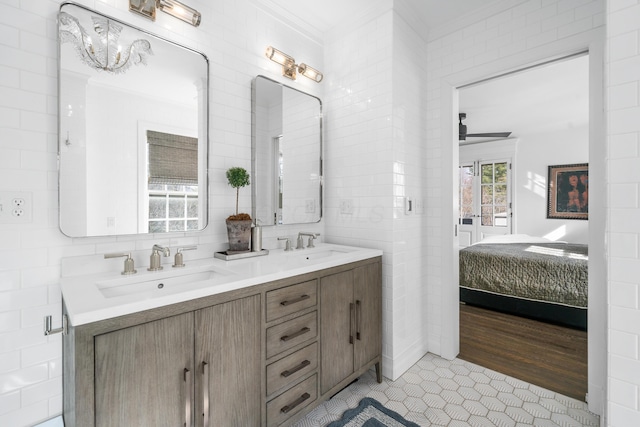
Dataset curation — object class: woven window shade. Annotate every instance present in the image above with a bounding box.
[148,130,198,185]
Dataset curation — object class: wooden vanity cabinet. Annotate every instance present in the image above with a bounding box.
[64,256,382,427]
[94,312,194,427]
[64,293,261,427]
[320,262,382,395]
[195,295,261,426]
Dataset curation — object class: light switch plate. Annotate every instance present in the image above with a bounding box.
[405,197,413,215]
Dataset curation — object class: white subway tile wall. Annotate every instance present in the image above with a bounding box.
[2,0,639,425]
[607,3,640,425]
[0,0,323,425]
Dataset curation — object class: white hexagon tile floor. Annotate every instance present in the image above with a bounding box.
[292,353,599,427]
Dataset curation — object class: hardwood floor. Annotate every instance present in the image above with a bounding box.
[459,302,588,401]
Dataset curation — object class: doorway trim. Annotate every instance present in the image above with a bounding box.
[437,33,606,415]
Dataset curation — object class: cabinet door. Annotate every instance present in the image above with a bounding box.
[320,270,354,394]
[354,262,382,370]
[195,295,261,427]
[94,313,194,427]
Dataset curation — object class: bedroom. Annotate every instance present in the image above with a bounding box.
[456,54,589,399]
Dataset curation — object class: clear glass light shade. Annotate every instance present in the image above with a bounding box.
[158,0,201,26]
[265,46,296,79]
[298,63,323,82]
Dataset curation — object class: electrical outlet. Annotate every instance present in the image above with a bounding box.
[339,199,353,214]
[305,199,315,213]
[0,191,32,223]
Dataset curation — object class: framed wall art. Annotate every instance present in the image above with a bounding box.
[547,163,588,220]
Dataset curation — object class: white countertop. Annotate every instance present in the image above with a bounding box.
[61,243,382,326]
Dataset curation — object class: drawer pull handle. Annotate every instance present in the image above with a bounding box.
[349,303,354,344]
[281,359,311,378]
[280,294,310,306]
[183,368,192,427]
[280,392,311,414]
[356,300,361,340]
[202,362,209,427]
[281,327,310,342]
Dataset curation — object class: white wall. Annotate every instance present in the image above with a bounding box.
[0,0,323,425]
[323,0,396,374]
[459,126,590,244]
[515,126,589,243]
[323,0,430,380]
[606,0,640,425]
[425,0,606,416]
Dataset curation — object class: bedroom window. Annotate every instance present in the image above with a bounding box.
[458,158,512,246]
[481,162,508,227]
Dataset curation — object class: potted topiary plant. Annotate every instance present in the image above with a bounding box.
[225,166,252,253]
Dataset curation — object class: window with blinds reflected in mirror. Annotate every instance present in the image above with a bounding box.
[147,130,199,233]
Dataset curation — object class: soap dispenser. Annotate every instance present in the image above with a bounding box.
[251,219,262,252]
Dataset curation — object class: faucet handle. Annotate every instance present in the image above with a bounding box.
[104,252,137,275]
[307,234,319,248]
[278,237,293,251]
[173,246,197,268]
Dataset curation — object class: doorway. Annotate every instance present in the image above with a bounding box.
[455,54,590,399]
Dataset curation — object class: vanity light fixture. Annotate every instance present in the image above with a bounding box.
[265,46,323,83]
[129,0,201,27]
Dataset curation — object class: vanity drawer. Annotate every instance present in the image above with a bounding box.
[267,374,317,427]
[266,280,317,322]
[267,342,318,396]
[266,312,317,359]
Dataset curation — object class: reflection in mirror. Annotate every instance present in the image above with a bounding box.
[252,76,322,225]
[58,2,208,237]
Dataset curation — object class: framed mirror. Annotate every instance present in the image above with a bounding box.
[58,2,209,237]
[252,76,322,225]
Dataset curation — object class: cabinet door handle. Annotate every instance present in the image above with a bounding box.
[280,294,310,306]
[280,392,311,414]
[202,362,210,427]
[281,359,311,378]
[356,300,361,341]
[349,302,354,344]
[184,368,192,427]
[281,327,311,342]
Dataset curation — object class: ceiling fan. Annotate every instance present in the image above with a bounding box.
[458,112,512,141]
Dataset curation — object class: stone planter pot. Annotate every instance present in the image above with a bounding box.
[226,219,252,253]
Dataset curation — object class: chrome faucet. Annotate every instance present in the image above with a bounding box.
[297,232,320,249]
[104,252,137,275]
[278,237,293,251]
[173,245,197,268]
[148,244,170,271]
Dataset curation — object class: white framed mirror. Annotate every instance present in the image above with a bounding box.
[252,75,322,225]
[58,2,209,237]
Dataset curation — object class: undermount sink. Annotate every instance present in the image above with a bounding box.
[297,249,349,261]
[96,267,233,299]
[290,248,353,263]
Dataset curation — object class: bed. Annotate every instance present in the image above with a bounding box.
[459,234,588,330]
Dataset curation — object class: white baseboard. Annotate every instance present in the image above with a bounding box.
[384,341,430,380]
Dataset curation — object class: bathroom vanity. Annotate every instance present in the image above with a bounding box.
[61,245,382,427]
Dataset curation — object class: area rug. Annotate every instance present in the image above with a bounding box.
[327,397,420,427]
